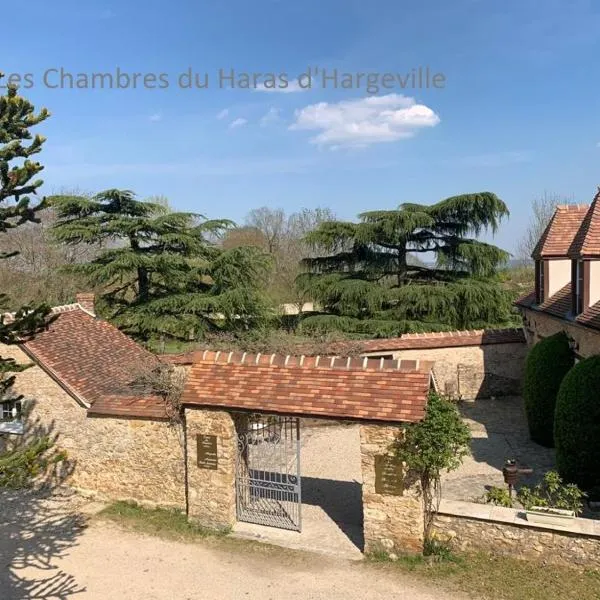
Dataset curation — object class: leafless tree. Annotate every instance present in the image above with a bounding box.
[222,207,336,307]
[518,191,576,261]
[0,189,101,309]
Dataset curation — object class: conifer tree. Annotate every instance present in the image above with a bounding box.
[0,72,51,400]
[51,190,272,341]
[297,193,514,336]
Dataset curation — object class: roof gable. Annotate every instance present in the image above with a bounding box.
[21,307,164,416]
[532,205,589,259]
[568,191,600,258]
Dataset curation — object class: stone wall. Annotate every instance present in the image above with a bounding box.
[360,424,424,555]
[434,500,600,569]
[184,407,236,531]
[0,343,185,508]
[521,308,600,358]
[365,343,526,400]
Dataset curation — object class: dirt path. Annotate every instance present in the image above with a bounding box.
[10,521,464,600]
[0,491,464,600]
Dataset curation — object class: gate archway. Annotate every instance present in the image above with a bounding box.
[235,413,301,531]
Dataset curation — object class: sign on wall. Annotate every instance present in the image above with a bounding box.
[374,454,404,496]
[197,434,218,470]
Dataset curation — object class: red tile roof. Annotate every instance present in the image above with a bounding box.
[161,328,525,365]
[515,283,600,332]
[181,350,434,423]
[532,205,589,259]
[578,301,600,330]
[568,192,600,258]
[20,306,167,419]
[356,328,525,352]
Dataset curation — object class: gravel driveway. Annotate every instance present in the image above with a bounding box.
[0,489,463,600]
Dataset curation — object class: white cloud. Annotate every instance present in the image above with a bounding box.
[229,117,248,129]
[260,107,282,127]
[216,108,229,120]
[149,113,162,122]
[596,141,600,148]
[255,79,306,93]
[289,94,440,148]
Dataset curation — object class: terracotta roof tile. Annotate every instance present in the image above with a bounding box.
[515,283,600,332]
[20,307,167,419]
[532,204,589,259]
[568,192,600,258]
[576,300,600,330]
[182,351,433,423]
[538,283,573,319]
[161,328,525,365]
[354,328,525,353]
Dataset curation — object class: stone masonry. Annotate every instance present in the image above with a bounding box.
[434,500,600,569]
[0,343,186,508]
[360,424,424,554]
[185,407,236,531]
[521,308,600,358]
[365,342,527,400]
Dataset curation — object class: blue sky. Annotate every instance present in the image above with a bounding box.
[4,0,600,253]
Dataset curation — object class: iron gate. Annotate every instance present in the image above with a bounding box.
[235,414,301,532]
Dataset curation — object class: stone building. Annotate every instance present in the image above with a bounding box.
[516,191,600,357]
[1,292,528,555]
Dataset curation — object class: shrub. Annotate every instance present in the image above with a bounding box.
[0,437,67,489]
[516,470,585,514]
[395,391,471,541]
[555,355,600,491]
[484,486,514,508]
[523,331,573,447]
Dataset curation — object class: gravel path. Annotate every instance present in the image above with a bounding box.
[0,490,463,600]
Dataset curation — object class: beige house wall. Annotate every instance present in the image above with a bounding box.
[0,343,185,508]
[589,260,600,307]
[365,343,527,400]
[548,259,571,297]
[521,309,600,358]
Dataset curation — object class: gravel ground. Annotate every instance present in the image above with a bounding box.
[0,488,464,600]
[441,397,555,502]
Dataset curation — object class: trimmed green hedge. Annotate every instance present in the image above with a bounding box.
[555,355,600,490]
[523,331,574,447]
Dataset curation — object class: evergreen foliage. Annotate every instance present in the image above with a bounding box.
[523,332,573,448]
[297,193,515,335]
[395,391,471,541]
[0,72,51,401]
[50,189,272,340]
[555,355,600,490]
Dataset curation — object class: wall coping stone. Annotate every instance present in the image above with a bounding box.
[438,499,600,538]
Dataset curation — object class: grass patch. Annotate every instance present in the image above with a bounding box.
[99,501,229,541]
[371,550,600,600]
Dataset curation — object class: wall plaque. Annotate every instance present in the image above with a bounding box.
[197,434,218,470]
[374,454,404,496]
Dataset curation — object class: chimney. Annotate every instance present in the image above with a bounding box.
[76,292,96,317]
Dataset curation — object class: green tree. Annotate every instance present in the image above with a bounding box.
[0,73,51,401]
[50,190,272,341]
[297,193,515,336]
[523,332,574,448]
[395,391,471,542]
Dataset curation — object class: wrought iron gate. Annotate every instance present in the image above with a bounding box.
[235,414,301,532]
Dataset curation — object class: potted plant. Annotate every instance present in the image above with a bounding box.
[517,471,585,526]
